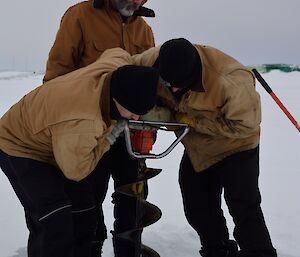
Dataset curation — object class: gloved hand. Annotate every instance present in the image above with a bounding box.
[175,113,197,128]
[131,181,144,194]
[140,106,172,122]
[106,119,127,145]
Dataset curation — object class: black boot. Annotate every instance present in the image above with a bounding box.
[238,248,277,257]
[90,206,107,257]
[90,240,104,257]
[200,240,238,257]
[112,230,142,257]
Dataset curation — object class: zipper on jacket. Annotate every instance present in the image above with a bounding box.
[121,22,126,49]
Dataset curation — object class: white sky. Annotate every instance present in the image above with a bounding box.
[0,0,300,71]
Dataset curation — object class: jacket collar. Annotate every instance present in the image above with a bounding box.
[92,0,155,18]
[100,72,113,127]
[190,70,205,93]
[190,48,205,93]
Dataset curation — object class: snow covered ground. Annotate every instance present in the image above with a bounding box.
[0,71,299,257]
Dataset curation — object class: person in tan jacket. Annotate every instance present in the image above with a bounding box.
[0,51,159,257]
[43,1,155,255]
[132,38,277,257]
[43,0,154,82]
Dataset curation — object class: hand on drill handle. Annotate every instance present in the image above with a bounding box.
[106,119,127,145]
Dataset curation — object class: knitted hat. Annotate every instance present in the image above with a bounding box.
[111,65,159,115]
[158,38,201,89]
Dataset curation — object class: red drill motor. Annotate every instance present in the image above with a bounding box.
[131,129,156,154]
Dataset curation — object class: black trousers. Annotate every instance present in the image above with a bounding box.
[0,150,97,257]
[86,137,143,257]
[1,137,141,257]
[179,146,277,257]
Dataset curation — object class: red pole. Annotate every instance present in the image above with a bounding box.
[252,69,300,133]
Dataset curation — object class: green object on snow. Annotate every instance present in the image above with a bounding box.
[247,64,300,73]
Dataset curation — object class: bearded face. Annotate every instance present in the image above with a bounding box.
[113,0,143,17]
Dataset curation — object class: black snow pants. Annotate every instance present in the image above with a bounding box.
[0,149,98,257]
[86,137,144,257]
[179,146,277,257]
[1,137,142,257]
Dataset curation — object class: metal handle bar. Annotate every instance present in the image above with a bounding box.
[124,120,190,159]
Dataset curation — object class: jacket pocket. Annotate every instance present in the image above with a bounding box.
[83,40,121,64]
[92,40,121,54]
[132,42,152,54]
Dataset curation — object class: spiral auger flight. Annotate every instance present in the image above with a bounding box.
[115,158,162,257]
[114,119,189,257]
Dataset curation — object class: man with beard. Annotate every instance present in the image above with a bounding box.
[43,1,155,256]
[114,0,144,16]
[44,0,154,82]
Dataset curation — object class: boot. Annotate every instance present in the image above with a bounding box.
[90,240,104,257]
[238,247,277,257]
[112,230,142,257]
[200,240,238,257]
[90,206,107,257]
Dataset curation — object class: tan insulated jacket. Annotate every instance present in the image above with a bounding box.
[43,0,154,82]
[0,49,133,181]
[132,45,261,171]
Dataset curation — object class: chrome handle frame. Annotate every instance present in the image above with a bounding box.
[124,120,190,159]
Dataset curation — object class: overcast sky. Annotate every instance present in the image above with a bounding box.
[1,0,299,71]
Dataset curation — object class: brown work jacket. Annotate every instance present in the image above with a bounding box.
[0,49,133,181]
[43,0,154,82]
[132,45,261,171]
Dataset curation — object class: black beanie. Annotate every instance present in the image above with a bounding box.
[158,38,201,89]
[111,65,159,115]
